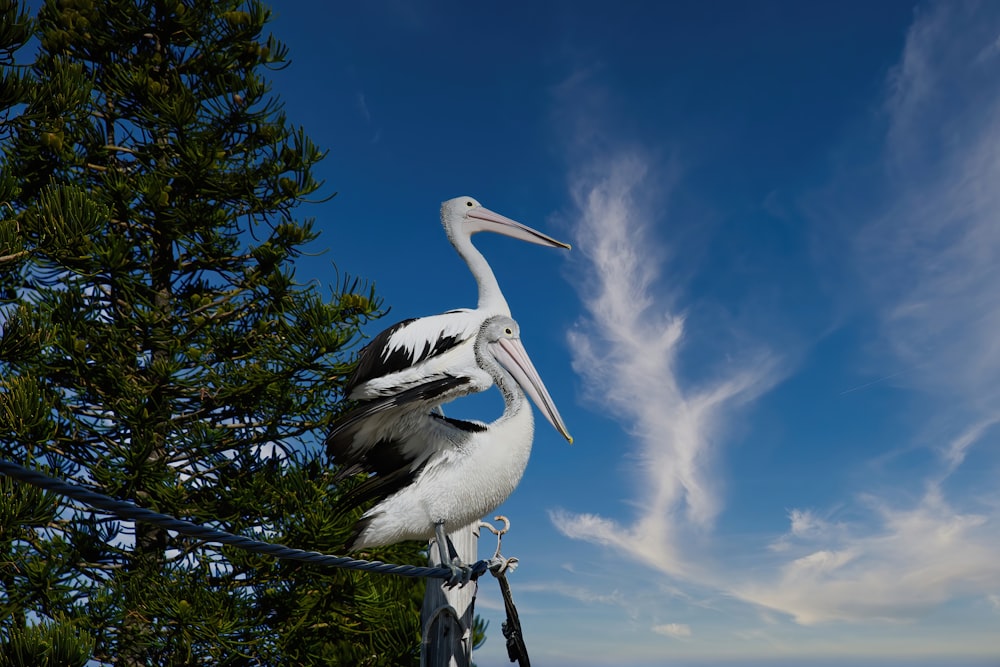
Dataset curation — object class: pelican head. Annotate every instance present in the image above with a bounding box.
[480,316,573,444]
[441,196,571,250]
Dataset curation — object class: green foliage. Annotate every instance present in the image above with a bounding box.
[0,619,95,667]
[0,0,426,663]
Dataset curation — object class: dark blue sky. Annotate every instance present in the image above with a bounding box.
[262,2,1000,664]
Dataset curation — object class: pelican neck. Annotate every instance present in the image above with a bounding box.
[450,229,511,314]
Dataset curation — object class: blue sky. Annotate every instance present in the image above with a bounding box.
[263,2,1000,665]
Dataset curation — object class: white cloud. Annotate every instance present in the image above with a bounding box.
[548,509,624,550]
[858,2,1000,415]
[734,488,1000,625]
[788,509,823,537]
[353,91,381,143]
[553,151,779,578]
[939,417,999,474]
[355,92,371,123]
[652,622,692,638]
[545,1,1000,646]
[732,2,1000,627]
[518,581,629,609]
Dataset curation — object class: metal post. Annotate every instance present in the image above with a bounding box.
[420,522,478,667]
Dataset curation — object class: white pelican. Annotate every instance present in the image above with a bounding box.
[344,196,569,403]
[329,315,573,576]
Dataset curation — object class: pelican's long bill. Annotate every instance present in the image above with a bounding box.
[467,206,572,250]
[492,337,573,444]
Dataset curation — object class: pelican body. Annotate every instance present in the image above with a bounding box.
[329,316,572,552]
[345,196,570,403]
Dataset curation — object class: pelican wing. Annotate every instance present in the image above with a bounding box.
[336,452,424,519]
[344,311,479,400]
[327,374,472,474]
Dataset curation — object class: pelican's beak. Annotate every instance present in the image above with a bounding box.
[492,337,573,444]
[467,206,571,250]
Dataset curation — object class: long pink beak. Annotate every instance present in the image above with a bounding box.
[467,206,571,250]
[492,336,573,444]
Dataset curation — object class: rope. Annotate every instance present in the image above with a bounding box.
[0,459,489,581]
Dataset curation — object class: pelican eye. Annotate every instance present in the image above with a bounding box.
[466,200,474,207]
[504,327,513,335]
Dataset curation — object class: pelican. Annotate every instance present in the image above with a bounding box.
[329,315,573,577]
[345,196,570,403]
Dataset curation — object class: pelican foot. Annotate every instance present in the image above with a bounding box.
[443,557,474,588]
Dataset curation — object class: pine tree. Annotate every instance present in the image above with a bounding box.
[0,0,426,663]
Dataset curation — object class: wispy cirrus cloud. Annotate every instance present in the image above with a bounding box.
[733,0,1000,627]
[353,91,381,144]
[735,487,1000,625]
[857,2,1000,414]
[518,581,631,611]
[652,622,692,639]
[551,150,780,578]
[549,1,1000,641]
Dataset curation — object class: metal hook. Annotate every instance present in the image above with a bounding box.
[480,515,510,538]
[479,515,518,575]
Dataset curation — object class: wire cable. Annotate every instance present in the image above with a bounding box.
[0,458,489,581]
